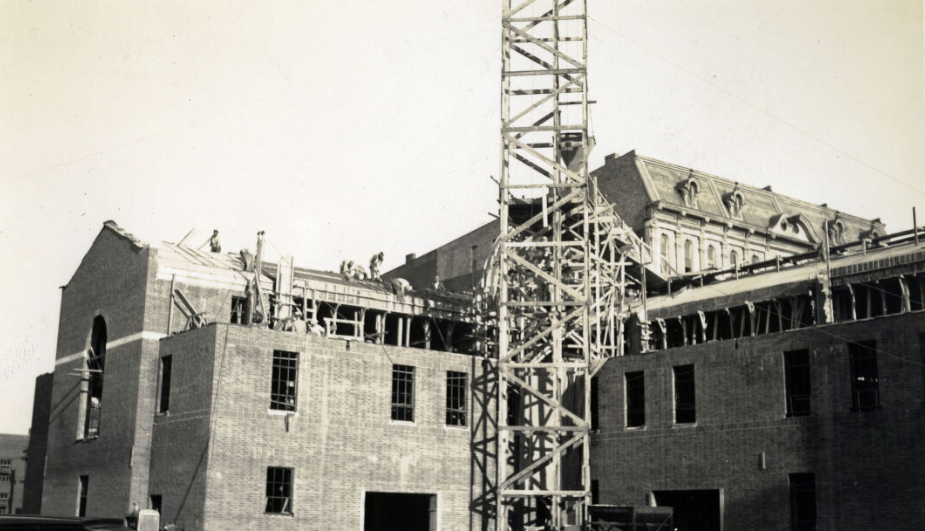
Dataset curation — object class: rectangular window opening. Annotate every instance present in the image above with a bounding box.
[673,365,696,424]
[789,473,816,531]
[265,467,293,514]
[149,495,162,513]
[364,492,436,531]
[84,354,104,438]
[77,475,88,517]
[445,371,468,427]
[625,371,645,428]
[784,350,811,417]
[391,365,415,422]
[270,350,299,412]
[230,296,247,324]
[156,356,172,414]
[849,340,879,410]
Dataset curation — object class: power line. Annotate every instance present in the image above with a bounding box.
[587,16,925,198]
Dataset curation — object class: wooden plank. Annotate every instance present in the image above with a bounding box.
[499,433,584,489]
[504,21,584,70]
[504,248,585,300]
[503,372,586,426]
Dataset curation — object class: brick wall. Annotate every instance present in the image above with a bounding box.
[384,220,498,293]
[149,326,219,531]
[150,324,495,531]
[23,372,53,514]
[43,228,154,518]
[592,311,925,531]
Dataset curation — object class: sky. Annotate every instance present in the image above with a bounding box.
[0,0,922,434]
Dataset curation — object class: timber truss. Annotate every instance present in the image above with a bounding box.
[483,1,654,529]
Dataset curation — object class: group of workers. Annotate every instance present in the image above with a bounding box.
[276,308,326,336]
[206,230,454,332]
[340,251,387,282]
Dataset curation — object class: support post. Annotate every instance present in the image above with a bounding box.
[912,207,919,247]
[167,274,176,334]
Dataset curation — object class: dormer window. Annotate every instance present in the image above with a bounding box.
[827,217,847,245]
[677,174,701,208]
[723,188,746,219]
[769,214,817,243]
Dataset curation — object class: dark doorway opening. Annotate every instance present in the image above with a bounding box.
[364,492,436,531]
[652,489,722,531]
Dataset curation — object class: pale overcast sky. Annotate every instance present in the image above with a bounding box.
[1,0,922,434]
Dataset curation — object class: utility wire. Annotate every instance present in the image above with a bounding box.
[587,16,925,198]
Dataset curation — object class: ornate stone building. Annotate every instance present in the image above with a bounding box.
[592,151,886,276]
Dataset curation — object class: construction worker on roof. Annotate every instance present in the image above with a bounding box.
[209,230,221,252]
[370,252,384,281]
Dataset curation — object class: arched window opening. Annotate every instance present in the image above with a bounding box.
[707,245,716,269]
[751,254,760,264]
[660,234,670,272]
[730,250,738,267]
[684,240,694,273]
[84,316,106,439]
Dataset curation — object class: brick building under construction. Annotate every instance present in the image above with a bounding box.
[29,160,925,530]
[24,1,925,529]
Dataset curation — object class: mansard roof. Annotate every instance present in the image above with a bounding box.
[595,151,885,245]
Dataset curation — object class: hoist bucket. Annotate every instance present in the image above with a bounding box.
[559,132,596,173]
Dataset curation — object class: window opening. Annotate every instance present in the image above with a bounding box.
[652,490,721,531]
[784,350,811,417]
[391,365,415,422]
[84,316,106,439]
[707,245,716,269]
[789,473,816,531]
[265,467,293,514]
[230,296,246,324]
[270,351,299,412]
[364,492,436,531]
[625,371,645,427]
[673,365,696,424]
[729,250,738,266]
[77,475,88,517]
[446,371,468,426]
[660,233,670,271]
[849,340,879,410]
[684,240,694,273]
[149,495,162,513]
[157,356,172,414]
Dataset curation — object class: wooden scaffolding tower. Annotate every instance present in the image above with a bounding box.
[484,1,660,529]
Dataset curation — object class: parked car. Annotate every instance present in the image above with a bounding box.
[0,515,133,530]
